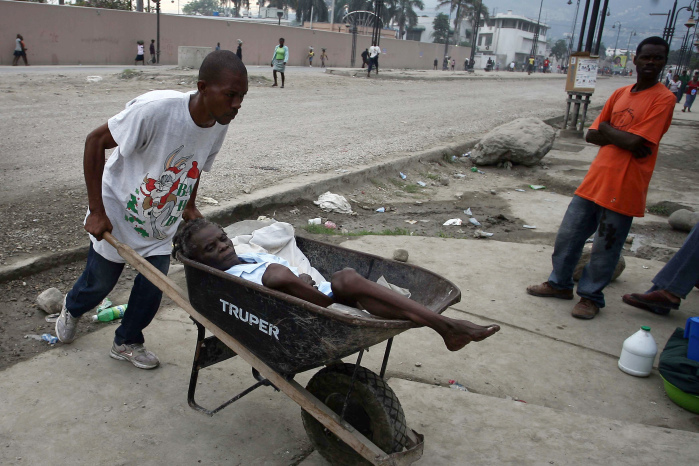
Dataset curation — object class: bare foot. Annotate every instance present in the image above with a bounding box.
[442,320,500,351]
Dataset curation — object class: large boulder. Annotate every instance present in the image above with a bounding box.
[668,209,699,232]
[471,118,556,167]
[573,244,626,282]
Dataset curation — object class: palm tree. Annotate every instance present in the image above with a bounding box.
[391,0,424,39]
[437,0,488,46]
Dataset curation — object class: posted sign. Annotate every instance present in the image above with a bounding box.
[566,52,598,93]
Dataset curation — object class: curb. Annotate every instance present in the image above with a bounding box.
[0,138,479,284]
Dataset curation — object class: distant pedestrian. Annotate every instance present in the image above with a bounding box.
[678,70,690,104]
[149,39,156,64]
[215,42,221,51]
[527,56,535,75]
[320,49,327,67]
[669,74,682,101]
[543,58,550,73]
[682,73,699,112]
[135,40,145,66]
[236,39,243,61]
[509,61,515,72]
[271,37,288,88]
[450,58,455,71]
[308,47,314,67]
[361,48,369,68]
[464,58,468,71]
[435,58,439,70]
[367,42,380,77]
[442,56,448,71]
[12,34,28,66]
[665,69,673,86]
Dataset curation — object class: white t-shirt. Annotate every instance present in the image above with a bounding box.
[91,90,228,262]
[15,38,22,52]
[369,45,380,58]
[137,44,144,55]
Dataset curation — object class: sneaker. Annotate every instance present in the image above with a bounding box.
[110,341,160,369]
[571,298,600,319]
[526,281,574,300]
[56,297,81,343]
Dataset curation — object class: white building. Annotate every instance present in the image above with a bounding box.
[476,10,549,68]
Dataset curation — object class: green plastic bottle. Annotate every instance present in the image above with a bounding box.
[92,305,127,322]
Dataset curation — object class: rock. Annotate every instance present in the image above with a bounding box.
[573,244,626,282]
[471,118,556,167]
[393,248,409,262]
[36,288,63,314]
[668,209,699,232]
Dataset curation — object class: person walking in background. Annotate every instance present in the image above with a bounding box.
[677,69,689,104]
[215,42,221,51]
[271,37,288,88]
[527,56,535,75]
[320,48,327,68]
[682,73,699,112]
[442,56,448,71]
[665,69,673,86]
[669,74,682,101]
[450,58,455,71]
[12,34,29,66]
[149,39,156,64]
[435,58,439,70]
[236,39,243,61]
[307,47,314,67]
[623,222,699,315]
[367,42,380,77]
[526,36,675,320]
[135,40,145,66]
[361,48,369,68]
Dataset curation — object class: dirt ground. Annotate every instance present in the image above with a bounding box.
[1,69,696,374]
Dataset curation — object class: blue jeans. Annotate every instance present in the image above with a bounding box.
[649,221,699,298]
[368,56,378,73]
[548,196,633,308]
[65,244,170,345]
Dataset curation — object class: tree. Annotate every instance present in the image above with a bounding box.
[438,0,488,45]
[431,13,451,44]
[182,0,220,15]
[73,0,131,9]
[392,0,424,40]
[294,0,329,22]
[551,39,567,61]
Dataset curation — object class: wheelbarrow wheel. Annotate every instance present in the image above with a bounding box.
[302,363,408,465]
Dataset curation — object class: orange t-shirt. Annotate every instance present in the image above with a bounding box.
[576,83,675,217]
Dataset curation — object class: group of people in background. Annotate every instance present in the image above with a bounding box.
[666,68,699,112]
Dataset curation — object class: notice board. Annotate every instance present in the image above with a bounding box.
[566,52,599,93]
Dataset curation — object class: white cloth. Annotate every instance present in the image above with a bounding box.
[137,44,144,55]
[91,90,228,262]
[224,252,333,296]
[231,222,326,285]
[15,38,22,52]
[669,80,681,93]
[313,192,353,214]
[369,45,380,58]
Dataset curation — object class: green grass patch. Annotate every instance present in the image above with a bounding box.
[443,153,456,164]
[119,69,141,79]
[425,172,440,181]
[403,184,420,193]
[647,204,670,216]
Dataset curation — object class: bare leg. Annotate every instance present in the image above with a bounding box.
[22,54,28,66]
[13,55,19,66]
[280,72,285,88]
[331,269,499,351]
[272,70,278,86]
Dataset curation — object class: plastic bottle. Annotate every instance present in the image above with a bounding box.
[92,304,127,322]
[41,334,58,344]
[618,326,657,377]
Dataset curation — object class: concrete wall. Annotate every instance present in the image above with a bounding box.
[0,1,471,69]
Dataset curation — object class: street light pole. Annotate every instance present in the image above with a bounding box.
[530,0,545,60]
[623,29,636,74]
[612,21,621,58]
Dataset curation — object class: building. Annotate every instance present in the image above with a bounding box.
[475,10,549,68]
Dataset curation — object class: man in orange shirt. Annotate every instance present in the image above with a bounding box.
[527,36,675,319]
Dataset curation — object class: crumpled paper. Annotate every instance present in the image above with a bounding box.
[313,192,354,214]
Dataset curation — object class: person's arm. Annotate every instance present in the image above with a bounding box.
[283,46,289,64]
[262,264,332,307]
[83,123,118,240]
[182,178,204,222]
[586,121,651,158]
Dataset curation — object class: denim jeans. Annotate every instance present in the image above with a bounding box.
[368,56,378,73]
[65,244,170,345]
[548,196,633,308]
[649,221,699,298]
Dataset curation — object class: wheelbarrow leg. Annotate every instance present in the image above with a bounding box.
[340,349,365,422]
[379,337,394,379]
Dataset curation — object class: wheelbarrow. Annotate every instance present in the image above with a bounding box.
[104,232,461,465]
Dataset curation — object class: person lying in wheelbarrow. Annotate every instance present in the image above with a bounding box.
[172,219,500,351]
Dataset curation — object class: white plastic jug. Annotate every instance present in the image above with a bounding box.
[618,326,657,377]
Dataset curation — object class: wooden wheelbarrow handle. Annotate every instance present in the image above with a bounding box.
[101,232,421,466]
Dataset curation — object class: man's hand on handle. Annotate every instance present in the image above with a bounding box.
[85,209,113,241]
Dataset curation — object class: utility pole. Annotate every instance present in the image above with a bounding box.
[468,0,482,69]
[530,0,545,61]
[155,0,160,64]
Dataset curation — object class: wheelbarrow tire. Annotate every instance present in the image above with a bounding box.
[302,363,408,465]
